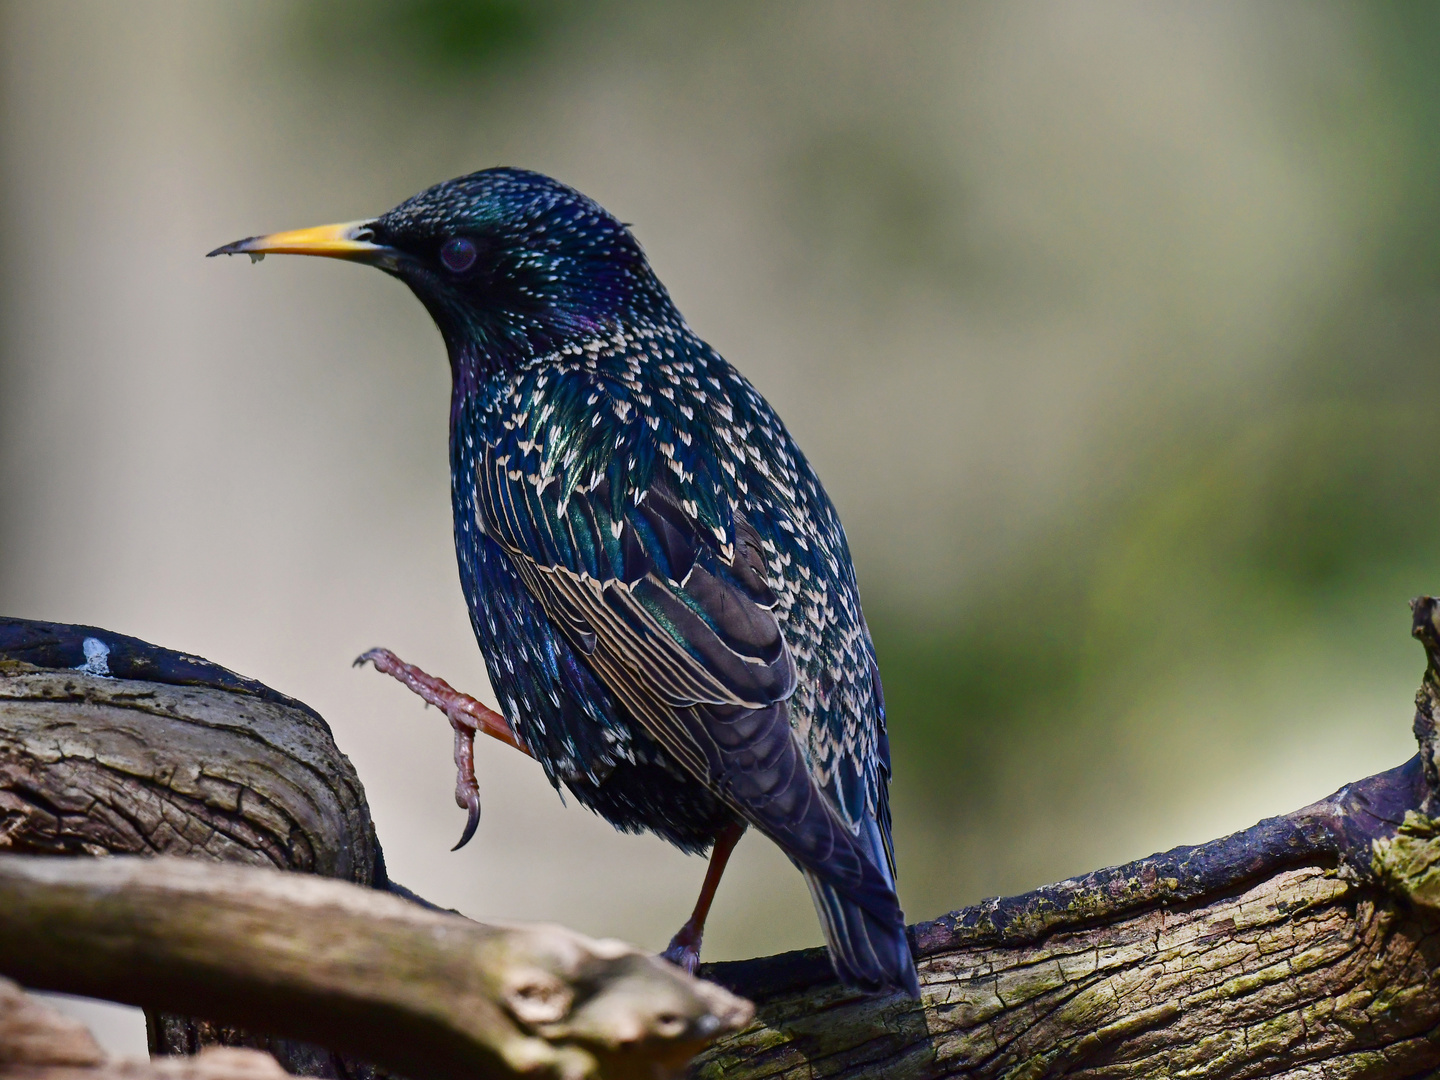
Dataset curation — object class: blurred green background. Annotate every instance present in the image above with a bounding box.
[3,1,1439,1045]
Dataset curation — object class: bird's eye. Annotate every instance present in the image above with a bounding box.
[440,237,478,273]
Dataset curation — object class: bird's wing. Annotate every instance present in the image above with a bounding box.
[473,428,794,784]
[467,391,896,913]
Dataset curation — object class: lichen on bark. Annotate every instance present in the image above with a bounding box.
[1372,810,1440,910]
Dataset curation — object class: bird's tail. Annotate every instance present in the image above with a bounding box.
[804,870,920,998]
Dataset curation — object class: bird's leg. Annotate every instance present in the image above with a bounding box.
[661,820,747,975]
[354,647,529,850]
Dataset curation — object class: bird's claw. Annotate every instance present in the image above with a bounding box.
[354,645,517,852]
[352,647,392,670]
[452,785,481,850]
[450,713,482,850]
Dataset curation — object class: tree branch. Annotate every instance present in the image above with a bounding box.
[6,606,1440,1080]
[686,597,1440,1078]
[0,854,751,1080]
[695,764,1439,1079]
[0,975,295,1080]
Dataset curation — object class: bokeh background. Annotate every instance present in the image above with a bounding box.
[3,0,1439,1053]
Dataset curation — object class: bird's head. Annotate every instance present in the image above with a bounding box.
[210,168,674,377]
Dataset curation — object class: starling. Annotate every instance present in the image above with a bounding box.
[210,169,919,997]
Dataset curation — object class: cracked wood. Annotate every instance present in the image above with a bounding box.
[694,864,1440,1078]
[0,669,376,884]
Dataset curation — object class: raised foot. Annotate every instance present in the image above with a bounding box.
[661,919,703,976]
[355,647,528,850]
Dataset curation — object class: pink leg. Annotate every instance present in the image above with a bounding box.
[355,647,529,850]
[662,821,747,975]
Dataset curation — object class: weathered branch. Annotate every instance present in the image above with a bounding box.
[7,606,1440,1079]
[695,765,1437,1078]
[0,617,396,1074]
[0,619,751,1078]
[0,618,376,881]
[0,854,750,1080]
[685,598,1440,1078]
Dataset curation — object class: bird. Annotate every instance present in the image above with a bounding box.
[210,168,919,997]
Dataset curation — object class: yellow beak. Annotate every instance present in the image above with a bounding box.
[207,219,392,265]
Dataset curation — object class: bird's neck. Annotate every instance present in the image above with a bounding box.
[440,289,684,404]
[442,316,622,437]
[441,315,594,402]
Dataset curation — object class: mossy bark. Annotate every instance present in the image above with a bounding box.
[683,597,1440,1078]
[696,862,1440,1079]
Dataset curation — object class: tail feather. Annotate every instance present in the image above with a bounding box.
[805,870,920,998]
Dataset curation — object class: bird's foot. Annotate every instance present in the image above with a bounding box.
[661,918,704,976]
[355,647,528,850]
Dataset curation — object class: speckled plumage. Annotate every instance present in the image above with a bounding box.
[229,168,917,995]
[452,320,889,839]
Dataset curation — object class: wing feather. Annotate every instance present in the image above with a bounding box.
[473,438,894,878]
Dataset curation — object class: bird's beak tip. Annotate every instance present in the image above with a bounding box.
[206,237,262,258]
[205,220,386,264]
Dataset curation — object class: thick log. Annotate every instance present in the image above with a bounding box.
[0,618,377,881]
[695,768,1438,1079]
[7,606,1440,1079]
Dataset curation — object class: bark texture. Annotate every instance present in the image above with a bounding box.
[0,617,388,1075]
[0,618,376,880]
[686,598,1440,1078]
[6,607,1440,1080]
[698,838,1439,1079]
